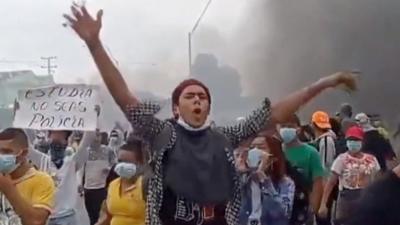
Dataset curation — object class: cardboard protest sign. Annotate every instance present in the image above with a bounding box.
[13,84,100,131]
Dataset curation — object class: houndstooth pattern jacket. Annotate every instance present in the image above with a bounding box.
[124,98,271,225]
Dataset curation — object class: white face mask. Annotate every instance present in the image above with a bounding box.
[247,148,263,168]
[279,128,298,144]
[177,117,211,131]
[347,140,363,153]
[0,153,21,174]
[114,162,137,179]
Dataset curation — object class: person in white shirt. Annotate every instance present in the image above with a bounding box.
[27,130,95,225]
[83,131,116,225]
[108,129,124,156]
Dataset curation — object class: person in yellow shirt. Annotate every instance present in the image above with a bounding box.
[0,128,55,225]
[96,137,146,225]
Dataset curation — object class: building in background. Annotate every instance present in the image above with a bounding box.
[0,70,54,128]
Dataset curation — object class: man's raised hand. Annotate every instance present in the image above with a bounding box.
[63,5,103,45]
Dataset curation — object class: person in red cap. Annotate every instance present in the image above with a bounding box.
[64,5,358,225]
[318,126,380,225]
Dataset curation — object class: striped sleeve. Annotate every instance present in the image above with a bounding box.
[124,101,167,141]
[220,98,272,148]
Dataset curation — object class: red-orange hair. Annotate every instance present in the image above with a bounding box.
[264,135,287,184]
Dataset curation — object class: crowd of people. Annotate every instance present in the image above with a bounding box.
[0,4,399,225]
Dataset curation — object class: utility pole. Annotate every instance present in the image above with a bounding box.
[188,0,213,75]
[40,56,57,76]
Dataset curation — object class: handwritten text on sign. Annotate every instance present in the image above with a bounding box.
[13,84,100,131]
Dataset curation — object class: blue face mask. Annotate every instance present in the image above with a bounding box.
[279,128,298,144]
[0,154,20,174]
[347,140,362,153]
[114,162,137,179]
[247,148,263,168]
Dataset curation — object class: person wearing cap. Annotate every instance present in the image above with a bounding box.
[0,128,55,225]
[355,113,396,171]
[64,4,358,225]
[318,126,380,225]
[311,111,337,225]
[312,111,337,169]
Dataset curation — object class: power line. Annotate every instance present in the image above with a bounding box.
[40,56,57,76]
[188,0,213,74]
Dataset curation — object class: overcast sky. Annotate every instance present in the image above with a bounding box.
[0,0,253,97]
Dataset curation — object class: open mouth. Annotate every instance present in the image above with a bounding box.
[193,108,202,114]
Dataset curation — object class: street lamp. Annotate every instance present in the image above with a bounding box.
[188,0,213,75]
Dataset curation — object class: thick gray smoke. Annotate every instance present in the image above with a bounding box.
[191,54,261,124]
[235,0,400,126]
[84,0,400,130]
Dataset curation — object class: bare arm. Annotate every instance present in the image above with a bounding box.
[0,175,52,225]
[310,177,324,214]
[86,40,138,108]
[221,72,357,148]
[64,6,166,141]
[95,201,112,225]
[320,173,339,208]
[63,5,138,108]
[73,131,97,171]
[270,72,357,124]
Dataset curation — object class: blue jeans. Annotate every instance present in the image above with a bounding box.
[48,212,77,225]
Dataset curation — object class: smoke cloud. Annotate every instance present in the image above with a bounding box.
[231,0,400,125]
[71,0,400,130]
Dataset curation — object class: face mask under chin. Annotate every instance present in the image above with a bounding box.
[177,116,211,131]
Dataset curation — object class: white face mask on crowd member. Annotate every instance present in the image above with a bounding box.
[346,140,363,154]
[114,162,137,179]
[279,128,298,144]
[0,152,23,174]
[116,140,144,181]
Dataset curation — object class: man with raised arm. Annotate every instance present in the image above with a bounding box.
[63,5,357,225]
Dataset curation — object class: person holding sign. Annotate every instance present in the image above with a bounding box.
[26,129,96,225]
[0,128,55,225]
[64,5,358,225]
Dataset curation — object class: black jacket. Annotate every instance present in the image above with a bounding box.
[349,172,400,225]
[363,130,396,171]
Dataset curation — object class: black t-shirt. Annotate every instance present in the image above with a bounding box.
[163,124,234,205]
[363,130,395,171]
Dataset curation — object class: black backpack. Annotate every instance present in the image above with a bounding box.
[311,134,346,162]
[334,134,347,157]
